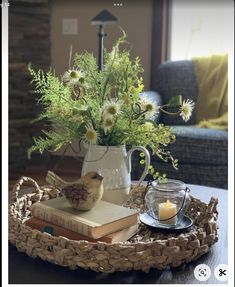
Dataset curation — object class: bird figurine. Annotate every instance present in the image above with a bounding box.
[45,171,104,211]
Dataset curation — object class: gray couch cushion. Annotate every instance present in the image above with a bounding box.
[129,125,228,188]
[131,153,227,188]
[144,161,227,189]
[153,60,198,125]
[166,126,228,165]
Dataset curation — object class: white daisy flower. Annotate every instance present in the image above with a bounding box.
[84,127,99,144]
[62,69,83,85]
[180,99,195,122]
[102,114,114,134]
[103,101,121,117]
[139,97,159,118]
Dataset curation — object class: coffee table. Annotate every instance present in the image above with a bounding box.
[9,184,228,284]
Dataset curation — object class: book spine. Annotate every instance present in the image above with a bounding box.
[26,218,110,242]
[31,205,92,237]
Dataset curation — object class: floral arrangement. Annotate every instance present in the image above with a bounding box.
[28,30,194,179]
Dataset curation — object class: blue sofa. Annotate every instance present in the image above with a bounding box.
[131,60,228,188]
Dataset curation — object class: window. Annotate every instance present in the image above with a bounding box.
[169,0,233,60]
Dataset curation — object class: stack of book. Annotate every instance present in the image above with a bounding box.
[27,197,139,243]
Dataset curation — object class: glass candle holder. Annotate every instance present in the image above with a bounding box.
[144,179,191,228]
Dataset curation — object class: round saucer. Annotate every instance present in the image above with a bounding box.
[139,213,193,232]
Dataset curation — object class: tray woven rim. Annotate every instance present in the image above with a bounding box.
[9,176,219,273]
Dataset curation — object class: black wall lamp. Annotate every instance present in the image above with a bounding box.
[91,10,118,71]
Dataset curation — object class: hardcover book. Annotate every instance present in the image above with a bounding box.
[30,197,138,239]
[25,217,138,243]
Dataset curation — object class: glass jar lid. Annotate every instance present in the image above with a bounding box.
[151,179,186,192]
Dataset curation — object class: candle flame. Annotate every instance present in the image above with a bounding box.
[165,199,172,207]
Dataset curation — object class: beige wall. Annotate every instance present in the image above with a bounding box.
[50,0,153,89]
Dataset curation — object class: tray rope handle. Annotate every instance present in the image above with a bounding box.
[13,176,43,202]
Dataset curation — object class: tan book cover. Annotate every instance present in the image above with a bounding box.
[30,197,138,239]
[25,217,138,243]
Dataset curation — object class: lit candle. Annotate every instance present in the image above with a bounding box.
[158,199,177,225]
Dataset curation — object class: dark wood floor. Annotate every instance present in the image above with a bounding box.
[9,156,83,192]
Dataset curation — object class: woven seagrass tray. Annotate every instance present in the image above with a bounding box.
[9,177,218,273]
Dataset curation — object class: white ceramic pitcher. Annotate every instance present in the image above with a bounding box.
[81,144,150,205]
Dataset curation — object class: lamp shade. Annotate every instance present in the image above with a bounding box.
[91,9,118,25]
